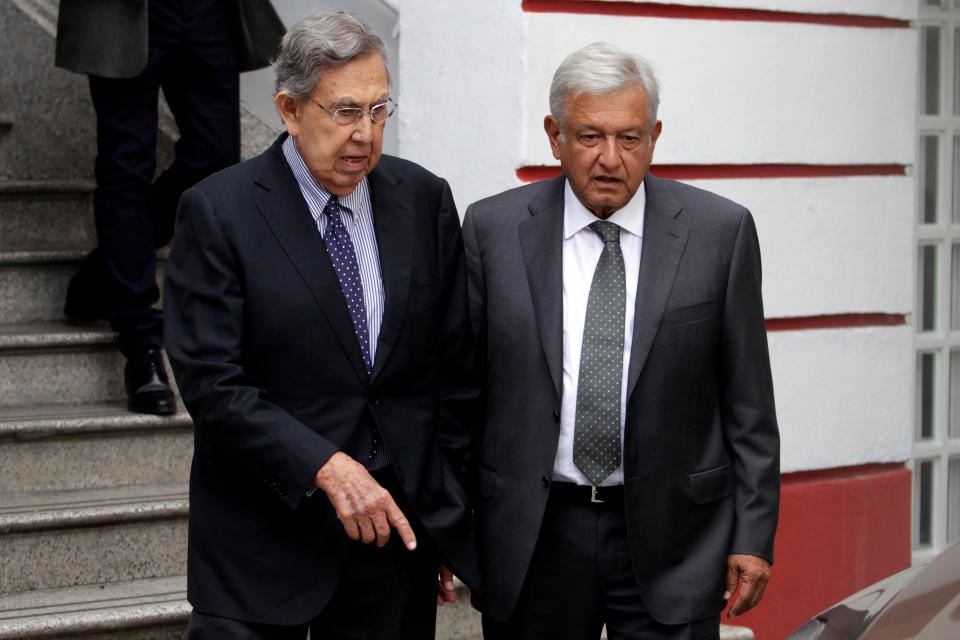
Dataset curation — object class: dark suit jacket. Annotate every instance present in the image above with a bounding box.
[55,0,285,78]
[164,134,480,624]
[462,174,779,625]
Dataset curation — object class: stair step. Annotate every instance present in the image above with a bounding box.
[0,112,12,131]
[0,322,124,407]
[0,250,167,324]
[0,250,83,324]
[0,402,191,493]
[0,250,168,325]
[0,575,188,640]
[0,484,188,592]
[0,181,95,250]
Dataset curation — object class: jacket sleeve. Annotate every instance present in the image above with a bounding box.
[434,180,482,486]
[720,209,781,563]
[164,185,339,510]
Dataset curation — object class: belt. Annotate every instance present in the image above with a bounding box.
[550,482,624,507]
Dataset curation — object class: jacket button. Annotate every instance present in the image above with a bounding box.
[541,475,550,488]
[552,409,560,422]
[369,396,381,407]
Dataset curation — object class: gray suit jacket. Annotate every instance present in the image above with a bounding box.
[55,0,285,78]
[462,174,780,625]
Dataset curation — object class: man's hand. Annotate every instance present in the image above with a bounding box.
[437,566,458,606]
[313,452,417,550]
[724,554,771,618]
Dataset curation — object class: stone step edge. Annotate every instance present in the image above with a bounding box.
[0,113,12,131]
[0,249,87,266]
[0,575,189,639]
[0,324,116,352]
[0,405,191,441]
[0,179,94,198]
[0,249,169,266]
[0,485,188,534]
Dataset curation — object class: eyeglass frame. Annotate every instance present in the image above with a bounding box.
[310,97,397,126]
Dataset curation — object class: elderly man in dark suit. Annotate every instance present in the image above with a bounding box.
[463,42,780,640]
[55,0,284,415]
[164,11,479,640]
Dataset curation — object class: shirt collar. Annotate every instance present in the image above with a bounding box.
[562,178,646,241]
[281,135,369,219]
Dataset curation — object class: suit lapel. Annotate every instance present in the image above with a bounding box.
[519,177,565,401]
[253,136,370,383]
[626,175,689,398]
[367,161,412,381]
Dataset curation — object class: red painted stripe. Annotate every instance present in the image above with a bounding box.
[516,164,907,183]
[521,1,910,28]
[766,314,906,331]
[781,462,906,487]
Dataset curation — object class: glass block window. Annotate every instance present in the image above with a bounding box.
[915,1,960,561]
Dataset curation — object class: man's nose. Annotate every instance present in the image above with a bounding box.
[597,136,620,167]
[351,115,374,142]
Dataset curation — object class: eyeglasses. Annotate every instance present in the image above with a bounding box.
[311,98,397,126]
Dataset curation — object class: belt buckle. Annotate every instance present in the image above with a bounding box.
[590,486,604,503]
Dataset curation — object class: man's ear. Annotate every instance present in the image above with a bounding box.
[650,119,663,146]
[544,115,562,160]
[275,92,302,136]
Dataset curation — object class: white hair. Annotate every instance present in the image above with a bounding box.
[274,11,388,101]
[549,42,660,131]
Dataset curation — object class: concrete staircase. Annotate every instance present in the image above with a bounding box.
[0,4,195,636]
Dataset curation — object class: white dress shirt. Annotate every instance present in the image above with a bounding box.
[552,179,646,487]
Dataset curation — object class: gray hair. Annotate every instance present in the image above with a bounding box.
[274,11,388,101]
[549,42,660,131]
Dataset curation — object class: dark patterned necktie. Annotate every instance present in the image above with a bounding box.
[323,196,387,469]
[323,195,372,373]
[573,220,625,486]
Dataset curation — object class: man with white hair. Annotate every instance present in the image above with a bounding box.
[165,11,479,639]
[463,42,780,639]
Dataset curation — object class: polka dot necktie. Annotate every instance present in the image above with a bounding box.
[573,220,625,486]
[322,196,372,373]
[323,196,387,469]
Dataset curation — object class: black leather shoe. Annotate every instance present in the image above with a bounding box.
[125,348,176,415]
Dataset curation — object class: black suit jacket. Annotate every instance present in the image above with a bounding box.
[462,174,779,625]
[164,134,480,624]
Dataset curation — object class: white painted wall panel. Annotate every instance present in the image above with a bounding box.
[397,0,526,211]
[683,176,914,318]
[770,326,913,473]
[586,0,916,20]
[524,16,916,166]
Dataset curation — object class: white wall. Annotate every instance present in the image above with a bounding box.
[523,17,917,165]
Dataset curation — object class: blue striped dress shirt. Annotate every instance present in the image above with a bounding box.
[282,136,385,363]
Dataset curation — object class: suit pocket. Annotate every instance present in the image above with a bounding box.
[689,463,734,504]
[477,464,498,500]
[661,300,715,327]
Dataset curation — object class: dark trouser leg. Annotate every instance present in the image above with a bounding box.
[187,611,307,640]
[482,494,604,640]
[482,492,721,640]
[601,510,720,640]
[151,0,240,248]
[86,71,163,358]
